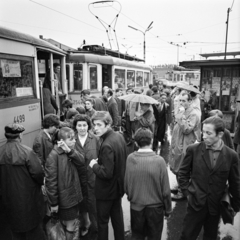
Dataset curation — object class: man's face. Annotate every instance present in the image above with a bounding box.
[202,123,222,146]
[160,95,167,103]
[140,103,150,112]
[127,90,132,95]
[93,120,110,137]
[49,125,57,134]
[116,90,122,97]
[179,94,190,109]
[54,66,61,74]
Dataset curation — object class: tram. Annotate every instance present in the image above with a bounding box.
[0,26,68,147]
[66,45,153,108]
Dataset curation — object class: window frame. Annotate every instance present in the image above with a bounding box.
[0,53,36,104]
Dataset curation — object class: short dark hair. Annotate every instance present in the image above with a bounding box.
[58,127,74,141]
[73,114,91,131]
[76,106,86,114]
[84,98,94,104]
[62,99,73,108]
[190,91,197,98]
[91,111,112,126]
[203,116,225,135]
[134,128,153,147]
[149,84,153,89]
[160,92,167,98]
[107,88,114,96]
[53,63,60,68]
[81,89,91,96]
[181,92,192,101]
[115,88,122,93]
[42,114,60,129]
[152,86,158,93]
[208,109,223,119]
[126,88,133,93]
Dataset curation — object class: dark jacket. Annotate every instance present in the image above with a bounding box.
[115,97,125,126]
[222,128,234,149]
[32,129,54,168]
[45,146,86,209]
[134,108,155,134]
[42,88,58,115]
[178,142,240,215]
[156,103,168,142]
[94,97,108,111]
[107,97,119,127]
[0,139,44,232]
[234,111,240,144]
[92,129,127,200]
[75,132,99,213]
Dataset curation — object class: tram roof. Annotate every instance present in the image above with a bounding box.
[0,26,66,55]
[67,53,152,71]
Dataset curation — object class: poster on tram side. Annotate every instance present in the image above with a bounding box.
[222,77,231,95]
[1,59,21,77]
[212,77,220,96]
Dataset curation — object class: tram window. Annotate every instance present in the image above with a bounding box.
[73,64,83,91]
[136,71,143,87]
[127,70,135,88]
[144,72,149,87]
[0,57,34,100]
[89,65,97,90]
[114,69,125,89]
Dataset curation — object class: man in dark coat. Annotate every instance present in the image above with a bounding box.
[42,88,58,115]
[105,88,119,130]
[114,88,125,129]
[33,114,60,168]
[89,111,127,240]
[0,124,45,240]
[178,116,240,240]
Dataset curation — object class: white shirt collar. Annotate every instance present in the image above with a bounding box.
[138,149,153,152]
[43,129,51,140]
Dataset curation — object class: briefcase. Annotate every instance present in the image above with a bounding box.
[220,187,235,225]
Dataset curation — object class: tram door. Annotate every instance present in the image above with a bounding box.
[102,64,112,88]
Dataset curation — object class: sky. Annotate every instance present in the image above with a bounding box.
[1,0,240,65]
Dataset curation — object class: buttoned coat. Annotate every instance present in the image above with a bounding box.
[0,140,44,232]
[75,132,99,213]
[178,142,240,215]
[92,129,127,200]
[107,97,119,127]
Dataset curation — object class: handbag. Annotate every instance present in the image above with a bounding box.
[220,186,235,225]
[46,214,66,240]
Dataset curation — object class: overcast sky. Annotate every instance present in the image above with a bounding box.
[1,0,240,65]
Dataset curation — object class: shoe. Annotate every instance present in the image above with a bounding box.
[81,221,92,237]
[170,186,179,194]
[171,192,186,201]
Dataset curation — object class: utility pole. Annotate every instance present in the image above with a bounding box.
[129,21,153,63]
[224,8,230,60]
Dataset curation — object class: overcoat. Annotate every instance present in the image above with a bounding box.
[75,132,99,213]
[0,139,44,232]
[178,142,240,214]
[92,129,127,200]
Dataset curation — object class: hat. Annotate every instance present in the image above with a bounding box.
[5,123,25,137]
[66,108,79,120]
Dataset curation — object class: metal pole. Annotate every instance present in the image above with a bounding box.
[144,33,146,63]
[224,8,230,60]
[177,45,179,65]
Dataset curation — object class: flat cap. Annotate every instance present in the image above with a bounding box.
[5,123,25,137]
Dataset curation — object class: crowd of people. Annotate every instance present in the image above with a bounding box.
[0,82,240,240]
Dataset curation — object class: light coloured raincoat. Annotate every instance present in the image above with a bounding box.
[169,106,200,174]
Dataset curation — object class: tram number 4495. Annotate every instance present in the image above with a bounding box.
[14,114,25,123]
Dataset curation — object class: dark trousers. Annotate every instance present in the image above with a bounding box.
[11,223,46,240]
[180,203,221,240]
[131,206,164,240]
[96,198,124,240]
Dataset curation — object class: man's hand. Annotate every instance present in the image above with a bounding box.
[89,158,98,168]
[51,205,59,213]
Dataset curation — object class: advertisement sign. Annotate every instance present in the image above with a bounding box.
[16,87,33,97]
[1,59,21,77]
